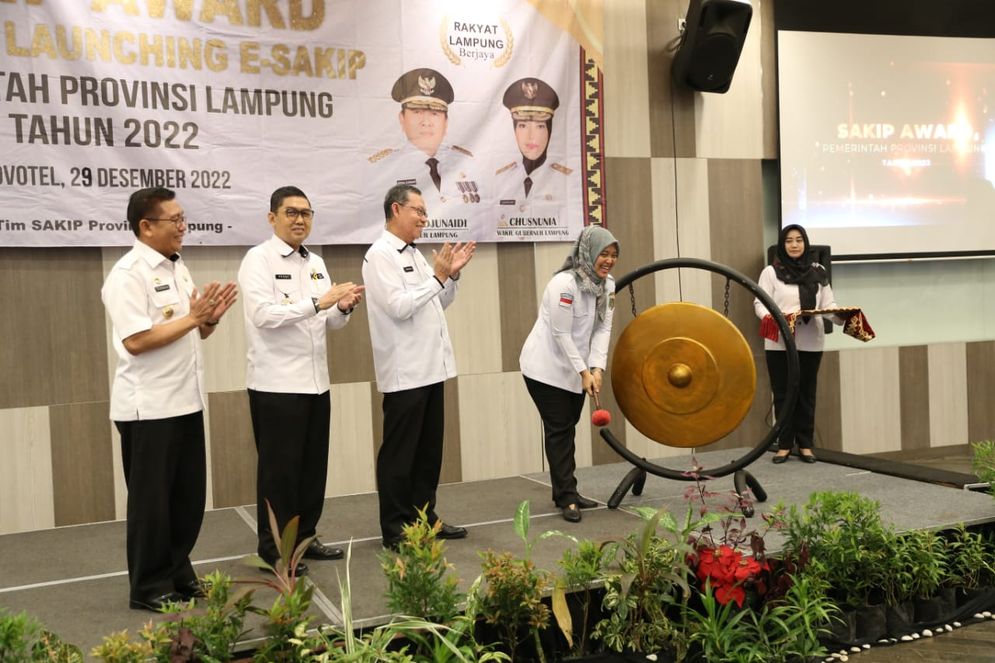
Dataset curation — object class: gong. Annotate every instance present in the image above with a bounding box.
[611,302,755,448]
[599,257,798,487]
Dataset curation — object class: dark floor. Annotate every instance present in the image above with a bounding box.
[1,445,993,660]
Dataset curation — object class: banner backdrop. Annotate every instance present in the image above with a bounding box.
[0,0,605,246]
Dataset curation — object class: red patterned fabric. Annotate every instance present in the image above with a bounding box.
[759,307,874,343]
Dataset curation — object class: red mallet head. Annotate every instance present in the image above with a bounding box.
[592,409,612,427]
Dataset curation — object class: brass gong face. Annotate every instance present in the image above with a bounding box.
[611,302,756,448]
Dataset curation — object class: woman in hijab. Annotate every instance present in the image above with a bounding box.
[754,224,841,464]
[520,225,619,522]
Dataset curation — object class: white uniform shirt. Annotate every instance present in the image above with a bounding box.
[102,240,206,421]
[362,229,458,393]
[366,142,485,240]
[520,271,614,393]
[238,235,351,394]
[753,264,839,352]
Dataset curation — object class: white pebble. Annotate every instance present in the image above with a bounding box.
[645,656,657,662]
[862,644,871,649]
[877,639,889,644]
[984,611,992,618]
[953,621,962,627]
[974,613,984,619]
[944,624,953,632]
[840,656,849,662]
[922,629,933,637]
[851,646,861,653]
[889,638,898,643]
[912,632,921,639]
[900,635,914,642]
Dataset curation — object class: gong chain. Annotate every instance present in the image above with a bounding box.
[628,283,638,318]
[723,279,731,318]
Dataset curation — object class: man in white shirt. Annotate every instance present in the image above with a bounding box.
[362,184,475,549]
[102,187,238,611]
[238,186,364,575]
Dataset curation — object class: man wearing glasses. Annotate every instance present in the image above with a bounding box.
[102,187,238,611]
[363,184,476,549]
[238,186,364,575]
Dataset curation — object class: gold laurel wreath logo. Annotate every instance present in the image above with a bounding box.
[440,16,461,66]
[493,19,513,68]
[439,16,514,68]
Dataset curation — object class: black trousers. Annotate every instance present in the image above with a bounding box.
[377,382,445,541]
[766,350,823,451]
[116,411,206,602]
[524,377,587,508]
[248,389,331,562]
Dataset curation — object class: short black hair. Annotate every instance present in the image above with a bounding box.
[270,185,309,213]
[126,187,175,237]
[383,184,421,220]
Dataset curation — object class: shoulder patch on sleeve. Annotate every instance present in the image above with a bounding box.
[368,148,395,163]
[551,162,573,175]
[558,292,574,307]
[451,144,474,157]
[495,161,517,175]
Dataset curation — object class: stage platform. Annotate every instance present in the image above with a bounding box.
[1,447,993,657]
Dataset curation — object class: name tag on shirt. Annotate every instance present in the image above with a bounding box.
[403,266,415,273]
[154,284,170,292]
[275,274,292,280]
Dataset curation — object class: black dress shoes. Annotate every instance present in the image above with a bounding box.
[799,452,818,464]
[436,522,468,539]
[562,504,582,523]
[129,591,185,612]
[771,453,790,464]
[576,496,600,509]
[303,539,345,560]
[382,537,402,551]
[176,579,206,601]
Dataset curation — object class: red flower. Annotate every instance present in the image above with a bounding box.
[695,545,768,608]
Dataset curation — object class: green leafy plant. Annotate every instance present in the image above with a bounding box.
[591,505,700,657]
[684,580,759,662]
[238,501,316,663]
[551,538,615,656]
[751,573,835,663]
[0,609,82,663]
[379,506,463,623]
[149,571,253,663]
[90,630,154,663]
[945,524,995,590]
[773,491,892,609]
[972,440,995,502]
[887,529,947,603]
[478,550,549,663]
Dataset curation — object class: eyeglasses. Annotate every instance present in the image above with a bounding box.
[401,204,428,218]
[146,215,187,227]
[282,207,315,221]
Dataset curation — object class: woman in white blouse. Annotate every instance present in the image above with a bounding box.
[520,225,619,522]
[754,224,841,465]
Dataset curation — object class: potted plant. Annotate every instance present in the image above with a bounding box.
[773,491,892,643]
[551,538,616,659]
[1,609,82,663]
[379,507,464,624]
[945,524,995,609]
[475,500,561,662]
